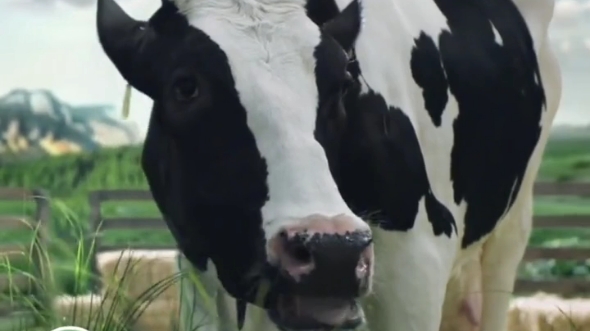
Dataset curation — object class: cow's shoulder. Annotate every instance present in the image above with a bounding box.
[409,0,554,248]
[509,0,556,52]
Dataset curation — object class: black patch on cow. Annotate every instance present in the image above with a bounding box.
[336,90,456,237]
[411,33,449,127]
[306,0,340,26]
[313,34,353,183]
[409,0,546,247]
[135,4,272,302]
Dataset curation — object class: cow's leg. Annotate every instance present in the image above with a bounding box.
[176,255,221,331]
[478,36,561,331]
[478,192,533,331]
[440,258,483,331]
[363,225,458,331]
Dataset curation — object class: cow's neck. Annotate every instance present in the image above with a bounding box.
[333,0,460,234]
[349,0,458,163]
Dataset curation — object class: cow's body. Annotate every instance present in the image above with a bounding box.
[174,0,561,330]
[97,0,561,329]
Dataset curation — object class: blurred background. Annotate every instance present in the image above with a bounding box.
[0,0,588,330]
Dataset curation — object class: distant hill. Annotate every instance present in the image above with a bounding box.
[0,88,141,161]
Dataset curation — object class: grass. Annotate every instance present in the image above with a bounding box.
[0,217,194,331]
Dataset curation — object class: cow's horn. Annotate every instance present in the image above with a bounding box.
[322,0,362,51]
[96,0,147,88]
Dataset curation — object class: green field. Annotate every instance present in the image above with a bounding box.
[0,134,588,293]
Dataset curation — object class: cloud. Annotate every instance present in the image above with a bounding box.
[48,0,95,8]
[555,0,590,18]
[553,0,590,27]
[549,0,590,56]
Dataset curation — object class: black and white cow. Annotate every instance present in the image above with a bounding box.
[96,0,562,330]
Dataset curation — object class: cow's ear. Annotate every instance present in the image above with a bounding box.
[321,0,362,51]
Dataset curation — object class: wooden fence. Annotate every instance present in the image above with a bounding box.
[86,190,172,290]
[0,187,50,322]
[1,183,589,311]
[515,182,590,296]
[87,182,590,297]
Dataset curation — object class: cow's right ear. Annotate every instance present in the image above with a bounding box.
[97,0,159,99]
[321,0,362,52]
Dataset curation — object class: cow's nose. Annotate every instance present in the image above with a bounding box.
[268,214,373,297]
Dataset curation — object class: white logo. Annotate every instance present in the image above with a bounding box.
[51,327,89,331]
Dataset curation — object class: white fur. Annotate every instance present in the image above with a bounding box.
[172,0,368,244]
[171,0,562,329]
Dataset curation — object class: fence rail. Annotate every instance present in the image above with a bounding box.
[86,190,170,290]
[512,182,590,296]
[2,183,590,307]
[84,182,590,297]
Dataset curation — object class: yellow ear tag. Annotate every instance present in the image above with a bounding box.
[121,83,132,119]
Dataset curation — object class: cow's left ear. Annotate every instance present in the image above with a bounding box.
[321,0,362,51]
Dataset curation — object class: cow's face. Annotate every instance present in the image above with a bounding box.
[97,0,372,329]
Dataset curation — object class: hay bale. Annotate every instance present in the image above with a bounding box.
[129,299,181,331]
[97,249,180,303]
[507,292,590,331]
[51,294,122,329]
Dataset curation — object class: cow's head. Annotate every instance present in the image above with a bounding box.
[97,0,371,329]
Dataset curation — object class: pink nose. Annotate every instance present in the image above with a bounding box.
[267,214,373,297]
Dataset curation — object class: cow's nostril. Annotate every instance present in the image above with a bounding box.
[287,243,312,265]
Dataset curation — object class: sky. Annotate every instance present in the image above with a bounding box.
[1,0,589,137]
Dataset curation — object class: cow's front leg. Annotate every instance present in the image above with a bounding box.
[363,225,458,331]
[479,192,533,331]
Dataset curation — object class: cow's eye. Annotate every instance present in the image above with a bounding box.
[173,75,200,101]
[163,70,212,128]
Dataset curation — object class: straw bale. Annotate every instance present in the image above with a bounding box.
[51,294,123,329]
[129,299,181,331]
[507,292,590,331]
[97,249,180,303]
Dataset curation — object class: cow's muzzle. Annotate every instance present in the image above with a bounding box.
[262,214,372,330]
[268,295,364,330]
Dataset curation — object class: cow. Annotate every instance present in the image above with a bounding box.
[96,0,562,330]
